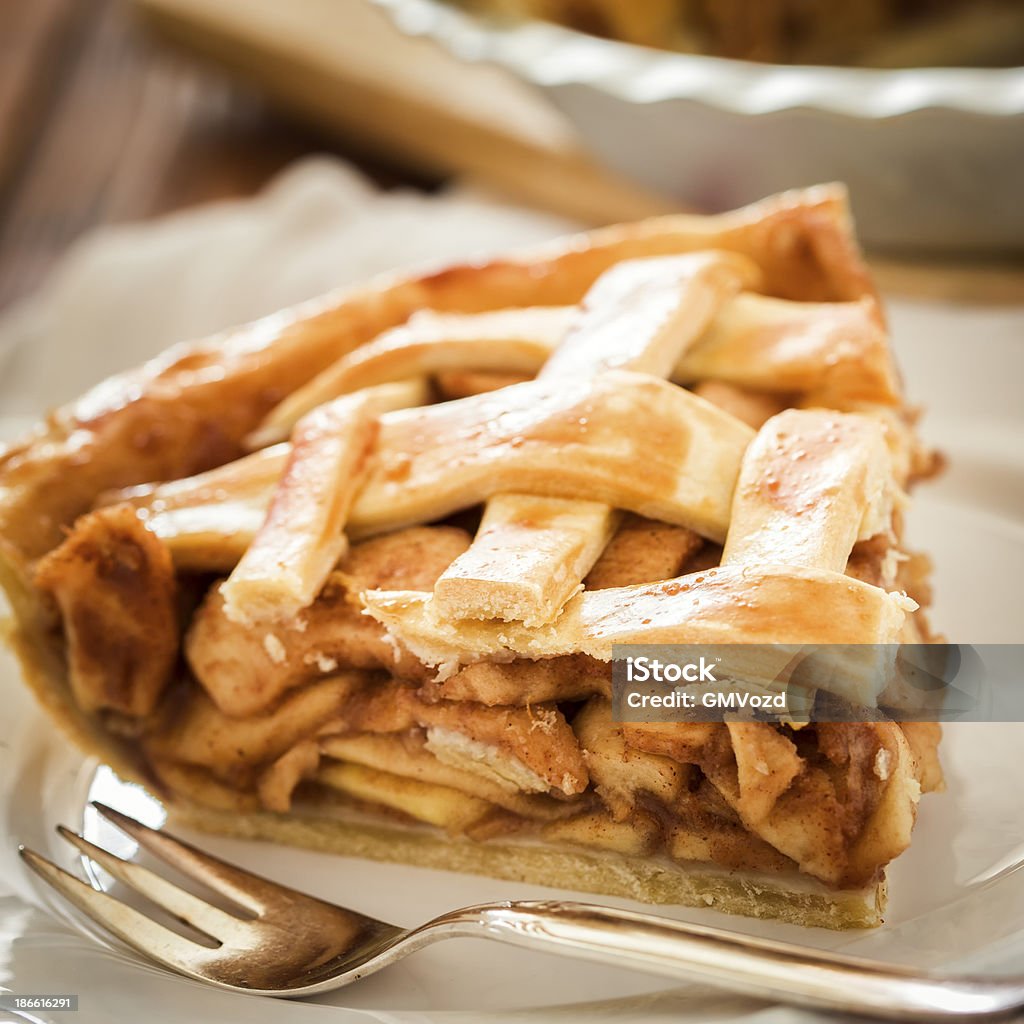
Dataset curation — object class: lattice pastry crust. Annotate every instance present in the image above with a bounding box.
[0,185,942,929]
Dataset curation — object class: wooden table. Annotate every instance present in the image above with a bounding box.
[0,0,436,313]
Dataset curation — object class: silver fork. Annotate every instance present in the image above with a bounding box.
[17,802,1023,1021]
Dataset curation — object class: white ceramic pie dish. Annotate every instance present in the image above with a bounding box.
[376,0,1024,254]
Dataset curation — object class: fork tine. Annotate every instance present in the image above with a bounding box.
[19,846,210,970]
[56,826,242,942]
[90,802,288,914]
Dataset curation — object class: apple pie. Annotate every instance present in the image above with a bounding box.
[0,184,943,929]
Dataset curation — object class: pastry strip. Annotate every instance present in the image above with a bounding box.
[219,396,377,626]
[721,409,898,573]
[676,294,898,404]
[218,380,427,622]
[249,306,576,448]
[432,494,620,627]
[362,564,914,671]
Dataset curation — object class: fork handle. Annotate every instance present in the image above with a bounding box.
[421,900,1022,1021]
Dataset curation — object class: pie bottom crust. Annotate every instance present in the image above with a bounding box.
[172,800,885,930]
[7,621,884,930]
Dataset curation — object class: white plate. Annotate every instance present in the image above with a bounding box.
[1,202,1023,1021]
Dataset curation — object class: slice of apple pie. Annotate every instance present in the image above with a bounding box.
[0,184,943,929]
